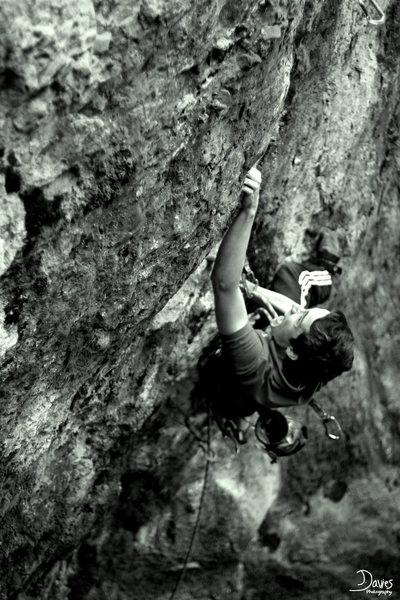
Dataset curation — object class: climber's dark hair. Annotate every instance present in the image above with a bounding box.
[290,310,354,385]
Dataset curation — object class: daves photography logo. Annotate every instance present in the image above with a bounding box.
[349,570,394,596]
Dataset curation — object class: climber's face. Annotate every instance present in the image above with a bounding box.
[270,305,330,351]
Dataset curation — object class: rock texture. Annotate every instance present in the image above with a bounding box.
[0,0,399,599]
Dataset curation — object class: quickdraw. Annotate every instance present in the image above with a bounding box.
[358,0,385,25]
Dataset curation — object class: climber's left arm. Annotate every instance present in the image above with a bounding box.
[243,280,300,314]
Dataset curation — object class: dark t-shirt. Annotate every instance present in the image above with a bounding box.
[220,322,320,415]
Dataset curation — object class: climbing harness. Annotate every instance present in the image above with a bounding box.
[358,0,385,25]
[309,398,344,440]
[214,400,343,463]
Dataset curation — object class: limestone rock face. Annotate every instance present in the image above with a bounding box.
[0,0,399,599]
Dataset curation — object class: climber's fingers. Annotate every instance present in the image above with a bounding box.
[241,166,261,210]
[241,167,262,196]
[263,300,279,321]
[242,177,258,191]
[247,166,262,183]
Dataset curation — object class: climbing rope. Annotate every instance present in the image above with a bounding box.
[172,400,216,461]
[168,407,212,600]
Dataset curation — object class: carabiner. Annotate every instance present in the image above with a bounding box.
[322,415,344,441]
[309,399,344,441]
[199,442,217,462]
[358,0,385,25]
[222,432,240,455]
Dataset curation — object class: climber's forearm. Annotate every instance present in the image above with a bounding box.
[245,280,300,314]
[211,167,261,293]
[211,207,256,291]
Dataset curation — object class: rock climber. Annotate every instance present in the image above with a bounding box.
[210,166,354,445]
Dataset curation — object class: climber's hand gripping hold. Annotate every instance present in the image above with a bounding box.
[241,166,262,212]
